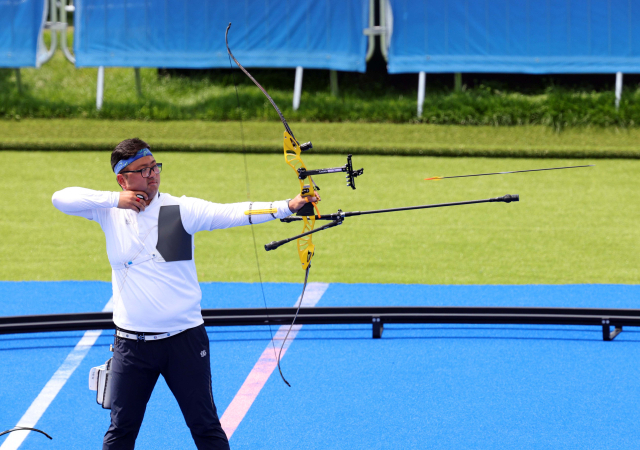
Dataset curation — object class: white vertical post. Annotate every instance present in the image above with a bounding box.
[615,72,623,110]
[96,66,105,110]
[380,0,392,61]
[417,71,426,117]
[365,0,376,62]
[60,0,76,64]
[37,0,58,66]
[293,66,303,111]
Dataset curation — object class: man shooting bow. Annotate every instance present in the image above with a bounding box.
[51,138,318,449]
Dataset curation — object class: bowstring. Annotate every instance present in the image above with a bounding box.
[227,52,279,367]
[0,427,52,440]
[277,264,310,387]
[226,23,308,386]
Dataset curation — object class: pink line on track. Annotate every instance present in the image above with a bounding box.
[220,283,329,439]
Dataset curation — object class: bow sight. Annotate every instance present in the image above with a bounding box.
[294,151,364,216]
[296,153,364,189]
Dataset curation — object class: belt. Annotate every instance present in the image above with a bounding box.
[116,329,184,342]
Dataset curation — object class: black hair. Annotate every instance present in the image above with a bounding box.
[111,138,151,173]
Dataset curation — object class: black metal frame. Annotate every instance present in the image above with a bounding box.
[0,306,636,341]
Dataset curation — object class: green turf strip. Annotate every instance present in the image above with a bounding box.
[3,46,640,128]
[0,151,637,284]
[1,119,640,158]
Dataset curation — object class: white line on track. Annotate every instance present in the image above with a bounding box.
[0,298,114,450]
[220,282,330,439]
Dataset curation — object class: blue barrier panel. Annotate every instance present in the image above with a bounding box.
[0,0,46,67]
[74,0,369,72]
[388,0,640,74]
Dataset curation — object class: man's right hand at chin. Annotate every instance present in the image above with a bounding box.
[118,191,149,213]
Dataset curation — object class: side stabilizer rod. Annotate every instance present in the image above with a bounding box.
[265,219,343,251]
[269,194,519,249]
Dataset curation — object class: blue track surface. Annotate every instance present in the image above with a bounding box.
[1,282,638,449]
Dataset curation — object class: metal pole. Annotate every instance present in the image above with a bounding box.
[417,71,426,117]
[60,0,75,64]
[293,66,303,111]
[615,72,623,110]
[365,0,376,62]
[379,0,390,61]
[96,66,105,110]
[37,0,58,66]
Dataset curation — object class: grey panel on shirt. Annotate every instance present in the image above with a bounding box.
[157,205,192,262]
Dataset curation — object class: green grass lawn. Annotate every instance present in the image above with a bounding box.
[1,151,637,284]
[1,119,639,158]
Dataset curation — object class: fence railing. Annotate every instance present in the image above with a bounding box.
[1,306,635,341]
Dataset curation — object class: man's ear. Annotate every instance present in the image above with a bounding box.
[116,174,126,190]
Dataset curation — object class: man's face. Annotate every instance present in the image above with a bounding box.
[116,156,160,199]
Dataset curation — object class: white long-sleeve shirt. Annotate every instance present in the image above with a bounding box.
[52,187,293,332]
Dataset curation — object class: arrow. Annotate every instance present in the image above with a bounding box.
[425,165,594,181]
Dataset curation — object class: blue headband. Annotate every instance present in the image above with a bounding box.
[114,148,153,174]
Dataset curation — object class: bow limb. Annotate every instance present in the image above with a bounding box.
[225,23,294,139]
[226,22,319,271]
[226,23,318,386]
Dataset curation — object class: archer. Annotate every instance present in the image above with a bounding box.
[51,138,318,450]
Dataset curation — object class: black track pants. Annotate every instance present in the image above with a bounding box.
[102,324,230,450]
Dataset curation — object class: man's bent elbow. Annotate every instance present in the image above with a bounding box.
[52,188,72,212]
[51,190,62,211]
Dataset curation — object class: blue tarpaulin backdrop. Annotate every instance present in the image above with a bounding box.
[388,0,640,74]
[0,0,46,67]
[74,0,369,71]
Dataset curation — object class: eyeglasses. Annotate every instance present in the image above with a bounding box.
[120,163,162,178]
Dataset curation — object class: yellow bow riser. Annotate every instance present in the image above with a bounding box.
[284,131,315,196]
[297,217,316,270]
[283,130,318,270]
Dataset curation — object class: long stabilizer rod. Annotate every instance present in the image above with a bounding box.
[425,165,594,181]
[266,194,519,250]
[327,193,518,219]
